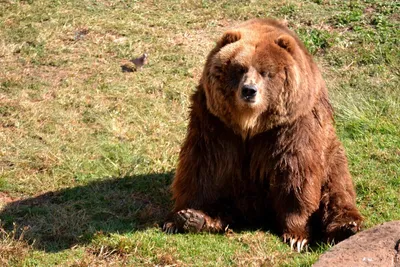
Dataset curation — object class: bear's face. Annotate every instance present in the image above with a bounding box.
[201,20,318,137]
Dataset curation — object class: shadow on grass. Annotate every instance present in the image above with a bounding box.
[0,172,173,252]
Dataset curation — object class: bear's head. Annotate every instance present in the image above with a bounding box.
[200,19,323,138]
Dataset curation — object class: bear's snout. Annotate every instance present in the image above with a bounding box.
[241,84,258,102]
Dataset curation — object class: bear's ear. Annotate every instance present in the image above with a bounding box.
[218,30,241,47]
[275,34,297,54]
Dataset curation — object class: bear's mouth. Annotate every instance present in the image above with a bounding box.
[242,95,257,103]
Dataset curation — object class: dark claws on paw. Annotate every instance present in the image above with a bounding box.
[162,222,178,234]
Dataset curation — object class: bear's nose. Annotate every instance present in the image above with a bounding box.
[241,84,257,101]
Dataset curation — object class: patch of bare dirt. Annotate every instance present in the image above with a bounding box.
[0,192,17,205]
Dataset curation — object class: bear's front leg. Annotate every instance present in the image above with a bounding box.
[271,175,321,252]
[163,91,241,235]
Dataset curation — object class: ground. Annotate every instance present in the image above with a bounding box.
[0,0,399,266]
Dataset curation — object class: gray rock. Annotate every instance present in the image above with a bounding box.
[313,220,400,267]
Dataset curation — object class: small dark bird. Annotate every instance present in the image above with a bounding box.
[131,53,148,70]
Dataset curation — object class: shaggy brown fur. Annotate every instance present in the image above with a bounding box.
[163,18,363,250]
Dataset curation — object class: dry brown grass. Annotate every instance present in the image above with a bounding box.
[0,223,31,266]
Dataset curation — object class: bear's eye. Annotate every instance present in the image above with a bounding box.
[236,65,247,75]
[260,71,267,78]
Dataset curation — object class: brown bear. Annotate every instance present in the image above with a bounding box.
[163,18,363,251]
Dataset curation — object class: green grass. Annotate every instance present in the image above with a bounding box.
[0,0,399,265]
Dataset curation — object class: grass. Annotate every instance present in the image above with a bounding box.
[0,0,399,265]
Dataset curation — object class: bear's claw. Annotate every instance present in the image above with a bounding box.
[162,222,178,234]
[339,220,360,236]
[283,234,308,252]
[344,221,358,229]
